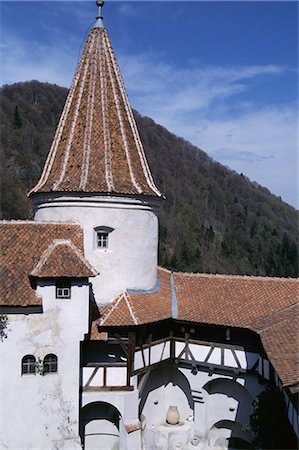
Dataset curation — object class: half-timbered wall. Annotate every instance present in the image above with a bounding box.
[81,328,298,449]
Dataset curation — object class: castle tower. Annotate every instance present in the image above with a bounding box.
[29,1,162,303]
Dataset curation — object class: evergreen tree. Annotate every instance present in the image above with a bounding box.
[13,105,22,129]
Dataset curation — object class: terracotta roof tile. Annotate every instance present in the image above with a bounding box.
[0,221,89,307]
[258,304,299,387]
[97,267,172,327]
[30,239,98,278]
[93,268,298,387]
[174,272,298,328]
[29,27,162,199]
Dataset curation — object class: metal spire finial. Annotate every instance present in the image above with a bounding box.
[93,0,105,29]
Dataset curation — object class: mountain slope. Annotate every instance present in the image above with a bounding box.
[1,81,297,277]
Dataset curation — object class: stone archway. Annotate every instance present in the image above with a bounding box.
[212,420,253,449]
[139,362,194,427]
[81,401,122,450]
[202,378,253,429]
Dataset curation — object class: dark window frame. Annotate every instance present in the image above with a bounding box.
[56,279,71,299]
[43,353,58,374]
[94,226,114,249]
[22,354,36,375]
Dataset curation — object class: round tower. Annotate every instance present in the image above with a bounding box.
[29,2,163,303]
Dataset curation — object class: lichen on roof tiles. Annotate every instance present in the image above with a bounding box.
[0,222,90,307]
[29,27,162,199]
[92,267,299,388]
[30,239,98,279]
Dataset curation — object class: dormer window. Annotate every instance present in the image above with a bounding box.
[56,279,71,299]
[94,226,114,249]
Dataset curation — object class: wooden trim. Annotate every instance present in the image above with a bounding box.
[85,367,99,387]
[127,332,135,386]
[83,386,134,392]
[135,336,171,351]
[141,346,146,367]
[147,334,152,366]
[179,359,246,374]
[132,358,172,376]
[231,349,242,369]
[175,336,245,351]
[204,346,214,363]
[86,362,126,368]
[170,332,175,359]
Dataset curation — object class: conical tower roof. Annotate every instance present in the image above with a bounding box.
[30,11,162,198]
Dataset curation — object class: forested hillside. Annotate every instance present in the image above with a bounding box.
[1,81,298,277]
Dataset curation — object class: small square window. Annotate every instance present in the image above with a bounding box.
[97,232,108,248]
[94,226,114,250]
[56,280,71,299]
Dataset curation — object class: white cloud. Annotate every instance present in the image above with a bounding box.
[117,53,297,208]
[0,32,76,88]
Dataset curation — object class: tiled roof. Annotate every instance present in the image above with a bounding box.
[98,268,172,326]
[0,222,93,307]
[29,27,161,198]
[30,239,98,278]
[93,268,299,387]
[257,304,299,388]
[174,272,298,329]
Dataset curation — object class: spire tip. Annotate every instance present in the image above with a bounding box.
[93,0,105,29]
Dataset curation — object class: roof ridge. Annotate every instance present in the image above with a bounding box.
[253,302,299,333]
[0,220,79,225]
[30,239,98,277]
[123,291,139,325]
[173,270,299,282]
[158,266,171,273]
[99,292,125,326]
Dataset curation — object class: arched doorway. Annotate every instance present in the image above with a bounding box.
[202,378,253,428]
[139,363,194,427]
[81,401,122,450]
[212,420,253,449]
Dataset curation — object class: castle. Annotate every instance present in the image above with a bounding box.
[1,2,298,449]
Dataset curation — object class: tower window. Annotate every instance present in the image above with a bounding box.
[94,226,114,249]
[56,279,71,299]
[43,354,58,374]
[97,231,108,248]
[22,355,36,375]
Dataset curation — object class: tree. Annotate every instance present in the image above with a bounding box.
[13,105,22,129]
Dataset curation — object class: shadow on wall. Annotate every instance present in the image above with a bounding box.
[202,377,255,449]
[139,362,194,427]
[80,401,121,450]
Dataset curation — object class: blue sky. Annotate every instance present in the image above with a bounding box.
[1,1,298,207]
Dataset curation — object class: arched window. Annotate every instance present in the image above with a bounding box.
[43,354,58,374]
[22,355,36,375]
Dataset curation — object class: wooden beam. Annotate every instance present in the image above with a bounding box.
[127,332,136,386]
[86,362,126,368]
[204,346,214,363]
[83,386,134,392]
[85,367,99,387]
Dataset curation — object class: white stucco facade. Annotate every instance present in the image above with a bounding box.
[32,193,160,303]
[0,280,89,449]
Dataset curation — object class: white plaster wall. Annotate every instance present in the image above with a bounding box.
[138,365,193,430]
[178,365,264,440]
[1,280,89,449]
[84,420,119,450]
[33,194,160,303]
[138,355,266,448]
[82,389,141,450]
